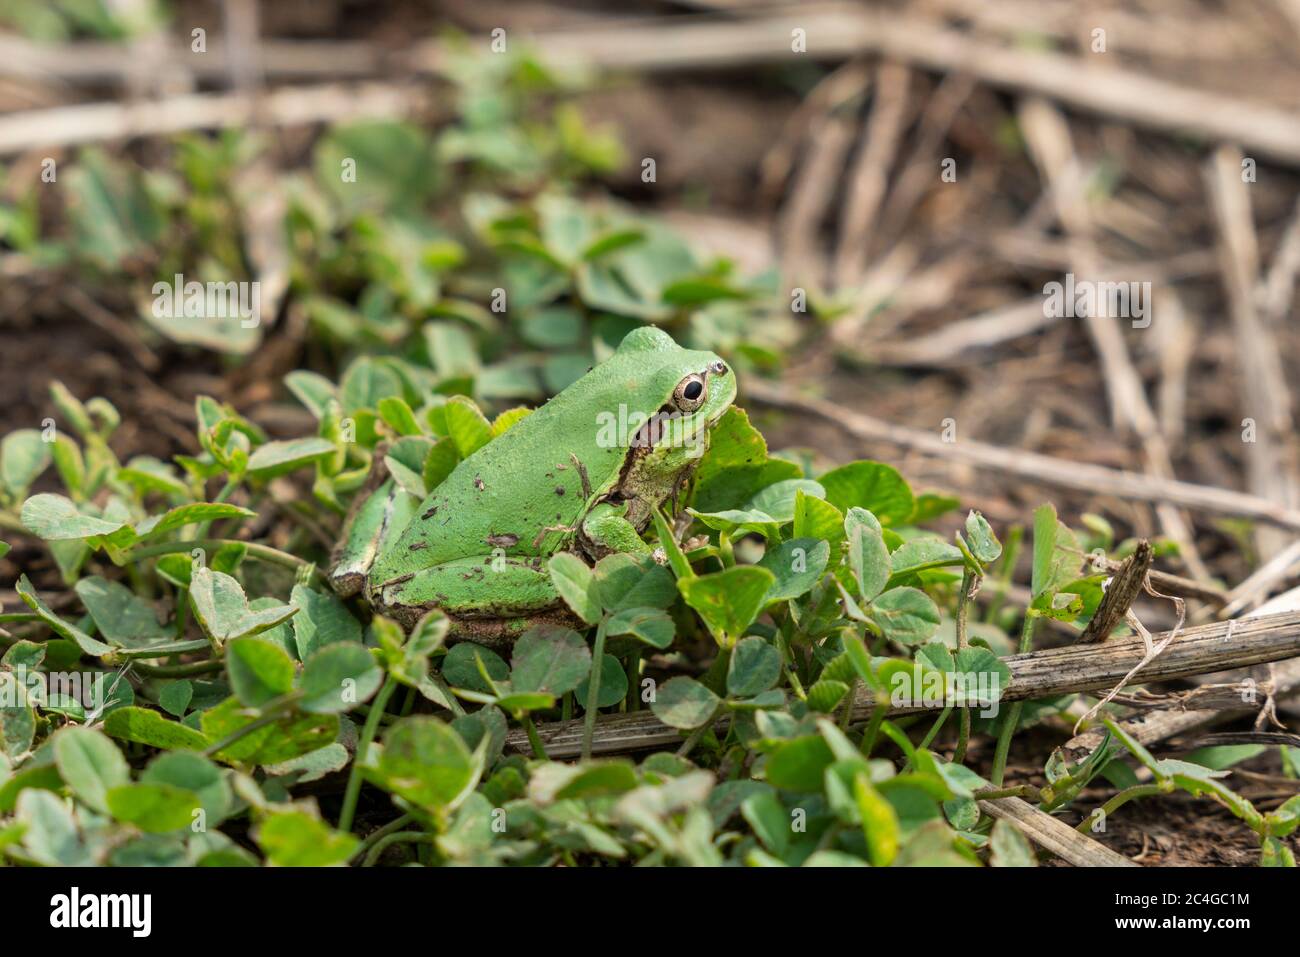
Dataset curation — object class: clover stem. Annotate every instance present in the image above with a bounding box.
[350,701,399,725]
[990,611,1039,786]
[109,639,210,658]
[838,678,858,731]
[580,617,608,760]
[522,715,549,760]
[174,587,190,639]
[953,565,976,764]
[717,531,734,568]
[202,692,300,758]
[362,831,436,867]
[131,658,224,677]
[339,674,398,833]
[915,704,953,754]
[129,538,327,586]
[192,477,240,539]
[1074,784,1166,833]
[399,685,417,717]
[956,699,971,765]
[350,812,414,864]
[775,630,806,702]
[983,525,1022,624]
[625,655,640,712]
[859,702,888,758]
[676,721,711,759]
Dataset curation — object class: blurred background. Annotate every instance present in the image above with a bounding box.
[3,0,1300,605]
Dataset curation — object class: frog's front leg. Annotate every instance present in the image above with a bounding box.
[579,502,653,559]
[330,476,416,597]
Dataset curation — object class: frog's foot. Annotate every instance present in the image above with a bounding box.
[578,502,653,560]
[372,554,565,635]
[330,468,417,597]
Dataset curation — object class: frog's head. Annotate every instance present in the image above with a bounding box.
[609,326,736,454]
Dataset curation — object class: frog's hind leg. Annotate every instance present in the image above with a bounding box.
[447,610,582,653]
[374,555,564,633]
[329,477,418,597]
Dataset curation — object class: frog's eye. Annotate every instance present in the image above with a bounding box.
[673,373,708,413]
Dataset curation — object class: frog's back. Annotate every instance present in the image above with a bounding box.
[374,405,619,579]
[368,327,720,588]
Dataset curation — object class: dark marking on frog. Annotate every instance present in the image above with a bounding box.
[555,486,565,496]
[474,476,485,491]
[408,542,428,551]
[486,533,519,548]
[422,505,438,520]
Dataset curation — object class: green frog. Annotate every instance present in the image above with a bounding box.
[329,327,735,644]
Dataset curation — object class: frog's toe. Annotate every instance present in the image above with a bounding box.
[330,475,417,597]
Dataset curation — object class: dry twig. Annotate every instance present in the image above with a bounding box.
[1206,145,1300,561]
[8,5,1300,165]
[508,610,1300,758]
[978,797,1137,867]
[1018,97,1210,582]
[743,379,1300,531]
[0,81,419,156]
[832,61,911,290]
[1062,587,1300,762]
